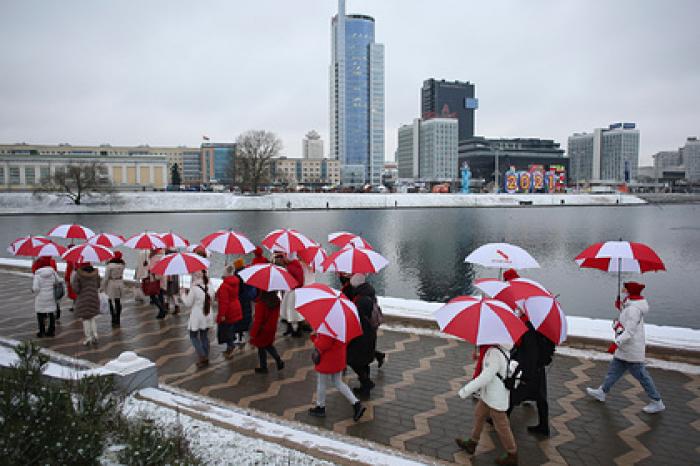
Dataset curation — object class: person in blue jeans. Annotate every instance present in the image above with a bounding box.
[587,281,665,414]
[181,271,213,368]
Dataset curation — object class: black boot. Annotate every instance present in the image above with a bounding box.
[376,351,386,368]
[114,298,122,326]
[36,313,46,338]
[283,322,293,336]
[352,402,366,421]
[308,406,326,418]
[527,424,550,437]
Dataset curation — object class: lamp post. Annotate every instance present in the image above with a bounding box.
[494,148,500,193]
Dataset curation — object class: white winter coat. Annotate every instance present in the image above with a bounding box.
[32,266,60,314]
[183,279,214,331]
[135,250,150,280]
[102,261,125,300]
[614,298,649,363]
[459,345,512,411]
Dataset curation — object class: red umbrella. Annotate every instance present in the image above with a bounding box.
[47,224,95,240]
[473,278,518,309]
[262,229,315,254]
[7,235,50,256]
[328,231,373,250]
[322,246,388,274]
[433,296,527,346]
[297,245,328,272]
[200,230,255,255]
[123,232,166,250]
[88,233,126,248]
[150,252,209,276]
[238,264,298,291]
[159,232,190,249]
[521,296,568,345]
[33,242,67,258]
[62,244,114,263]
[294,283,362,343]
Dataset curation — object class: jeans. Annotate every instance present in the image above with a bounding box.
[190,329,210,359]
[602,358,661,401]
[471,400,517,454]
[154,291,166,318]
[315,371,358,407]
[257,346,281,369]
[108,298,122,324]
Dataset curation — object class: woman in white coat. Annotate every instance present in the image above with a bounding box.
[181,272,214,368]
[32,264,61,337]
[455,343,518,466]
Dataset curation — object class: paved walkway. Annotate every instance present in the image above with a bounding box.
[2,270,698,465]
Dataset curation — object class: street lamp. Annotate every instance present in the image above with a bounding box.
[494,148,500,194]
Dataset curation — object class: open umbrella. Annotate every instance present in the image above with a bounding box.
[200,230,255,255]
[47,224,95,240]
[88,233,125,248]
[473,278,518,309]
[262,229,315,254]
[297,245,328,272]
[186,244,211,257]
[159,232,190,249]
[465,243,540,272]
[32,242,67,258]
[7,235,50,256]
[328,231,373,250]
[294,283,362,343]
[123,232,166,250]
[62,243,114,263]
[322,247,388,274]
[521,295,568,345]
[434,296,527,345]
[150,252,209,276]
[238,263,298,291]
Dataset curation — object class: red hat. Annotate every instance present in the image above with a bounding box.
[503,268,520,282]
[254,246,263,257]
[623,281,645,295]
[114,251,123,260]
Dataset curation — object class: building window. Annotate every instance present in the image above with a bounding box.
[0,167,4,184]
[25,166,35,184]
[9,166,20,184]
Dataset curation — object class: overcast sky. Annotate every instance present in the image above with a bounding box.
[1,0,698,165]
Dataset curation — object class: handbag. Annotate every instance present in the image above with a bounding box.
[141,276,161,296]
[99,292,109,314]
[311,348,321,365]
[53,276,65,301]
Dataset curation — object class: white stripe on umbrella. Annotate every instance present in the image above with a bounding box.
[238,264,298,291]
[322,247,388,273]
[123,232,166,250]
[522,296,568,345]
[150,252,209,276]
[7,236,50,256]
[574,241,665,273]
[159,232,190,249]
[262,229,315,254]
[475,300,518,346]
[33,242,66,258]
[47,224,95,240]
[62,244,114,263]
[200,231,255,254]
[88,233,125,248]
[294,284,361,343]
[328,231,373,250]
[297,246,327,272]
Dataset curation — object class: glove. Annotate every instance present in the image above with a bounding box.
[607,343,618,354]
[458,385,471,399]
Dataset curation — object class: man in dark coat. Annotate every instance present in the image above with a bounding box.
[345,274,386,368]
[347,295,377,397]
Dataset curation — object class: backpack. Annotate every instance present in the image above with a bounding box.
[369,300,384,330]
[494,347,523,390]
[199,285,211,316]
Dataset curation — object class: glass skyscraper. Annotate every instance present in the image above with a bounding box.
[330,0,384,186]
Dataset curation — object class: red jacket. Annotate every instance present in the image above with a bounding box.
[250,297,280,348]
[286,260,304,288]
[216,275,242,324]
[65,261,77,300]
[311,333,347,374]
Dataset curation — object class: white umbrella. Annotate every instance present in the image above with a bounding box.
[465,243,540,270]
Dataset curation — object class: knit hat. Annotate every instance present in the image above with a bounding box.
[503,268,520,282]
[114,251,123,260]
[234,258,245,270]
[623,281,645,296]
[254,246,263,257]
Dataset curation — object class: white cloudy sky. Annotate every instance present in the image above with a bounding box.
[1,0,698,165]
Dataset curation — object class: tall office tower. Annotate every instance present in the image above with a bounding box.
[302,130,324,159]
[568,123,640,184]
[330,0,385,186]
[396,118,458,181]
[421,79,477,141]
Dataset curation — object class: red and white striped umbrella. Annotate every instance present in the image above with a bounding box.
[88,233,126,248]
[33,242,67,258]
[328,231,373,250]
[322,247,388,274]
[465,243,540,270]
[574,241,665,273]
[522,296,568,345]
[150,252,209,276]
[47,224,95,240]
[123,232,166,250]
[297,245,328,272]
[159,232,190,249]
[294,283,362,343]
[62,243,114,263]
[186,244,211,257]
[238,263,298,291]
[434,296,527,346]
[7,236,50,256]
[200,231,255,255]
[262,229,315,254]
[473,278,518,309]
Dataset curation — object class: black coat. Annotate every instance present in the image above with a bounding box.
[510,322,555,405]
[345,282,377,302]
[232,276,257,332]
[347,295,377,368]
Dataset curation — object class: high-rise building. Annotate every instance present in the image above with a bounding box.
[396,118,458,182]
[652,150,683,179]
[302,130,324,159]
[397,119,420,179]
[421,79,477,141]
[330,0,385,186]
[568,123,640,184]
[682,137,700,182]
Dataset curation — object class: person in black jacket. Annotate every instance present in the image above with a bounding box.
[346,274,386,368]
[347,295,377,397]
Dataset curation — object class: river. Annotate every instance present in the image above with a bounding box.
[1,204,698,328]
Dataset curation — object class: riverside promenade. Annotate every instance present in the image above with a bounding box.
[1,269,698,465]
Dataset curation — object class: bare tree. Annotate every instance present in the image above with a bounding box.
[233,130,282,193]
[34,162,113,205]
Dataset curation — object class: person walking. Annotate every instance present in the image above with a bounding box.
[586,281,665,413]
[347,295,377,398]
[64,245,77,313]
[134,249,150,303]
[102,251,126,327]
[345,273,386,368]
[308,331,366,422]
[250,290,284,373]
[216,265,242,359]
[455,343,519,465]
[32,256,62,322]
[71,263,101,346]
[232,258,256,347]
[181,271,213,368]
[278,252,305,337]
[148,249,168,319]
[32,259,61,337]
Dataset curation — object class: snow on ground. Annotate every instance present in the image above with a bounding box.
[0,191,645,214]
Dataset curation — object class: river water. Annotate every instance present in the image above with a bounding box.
[1,204,698,328]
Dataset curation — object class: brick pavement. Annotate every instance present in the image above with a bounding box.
[2,270,699,465]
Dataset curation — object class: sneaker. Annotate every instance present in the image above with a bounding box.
[586,387,606,402]
[254,367,269,374]
[455,438,477,455]
[642,399,665,414]
[352,401,366,421]
[83,339,91,346]
[308,406,326,418]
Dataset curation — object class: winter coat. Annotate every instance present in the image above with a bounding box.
[459,344,512,411]
[148,253,167,290]
[510,323,553,405]
[32,266,61,314]
[183,278,214,331]
[301,261,316,285]
[347,295,376,368]
[135,250,150,280]
[344,282,377,303]
[280,289,304,324]
[71,267,101,320]
[286,260,304,288]
[250,295,281,348]
[311,333,348,374]
[216,275,242,324]
[65,261,77,301]
[232,275,257,332]
[614,298,649,363]
[102,260,125,300]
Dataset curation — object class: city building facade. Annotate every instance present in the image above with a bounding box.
[201,142,236,186]
[330,0,385,186]
[397,118,458,182]
[302,130,324,159]
[270,157,340,188]
[421,79,478,141]
[568,123,640,184]
[683,137,700,182]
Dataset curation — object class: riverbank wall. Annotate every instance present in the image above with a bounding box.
[637,193,700,204]
[0,192,645,214]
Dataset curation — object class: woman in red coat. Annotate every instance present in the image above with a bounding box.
[64,257,77,311]
[250,290,284,373]
[308,333,366,422]
[216,267,243,359]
